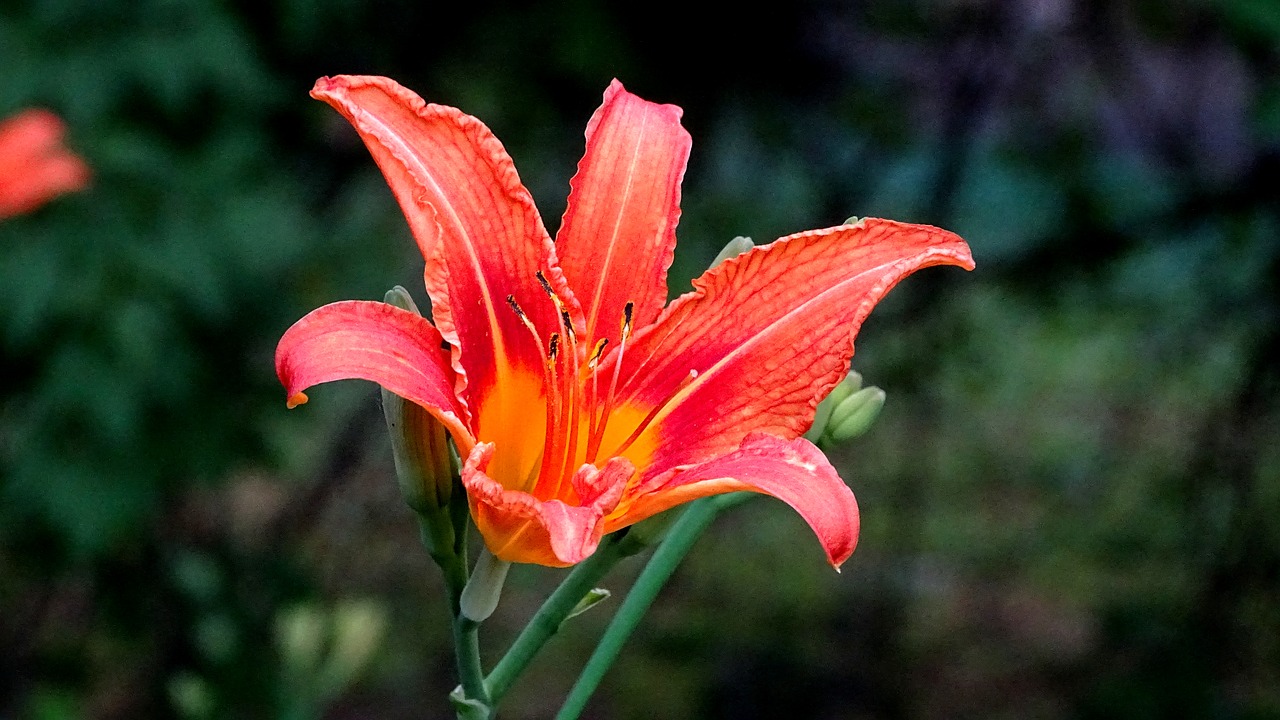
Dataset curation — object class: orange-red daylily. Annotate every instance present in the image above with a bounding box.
[276,76,974,568]
[0,109,90,219]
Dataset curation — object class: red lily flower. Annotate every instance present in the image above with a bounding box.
[0,109,90,219]
[276,76,974,568]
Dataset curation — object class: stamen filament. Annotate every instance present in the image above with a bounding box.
[584,302,634,463]
[538,332,563,493]
[610,368,698,459]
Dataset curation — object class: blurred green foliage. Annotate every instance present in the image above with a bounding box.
[2,0,1278,718]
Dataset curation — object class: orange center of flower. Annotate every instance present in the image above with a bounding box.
[482,276,692,504]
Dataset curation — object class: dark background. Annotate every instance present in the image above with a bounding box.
[2,0,1278,718]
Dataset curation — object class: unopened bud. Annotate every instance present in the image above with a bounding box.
[711,236,755,268]
[826,386,886,442]
[381,287,460,561]
[806,371,862,444]
[807,371,885,445]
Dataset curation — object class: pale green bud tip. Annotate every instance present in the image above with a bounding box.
[460,549,512,622]
[827,386,886,442]
[564,588,611,623]
[805,370,864,443]
[711,236,755,268]
[384,285,421,315]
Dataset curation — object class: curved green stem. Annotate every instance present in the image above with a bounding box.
[452,617,491,709]
[554,493,753,720]
[484,533,630,705]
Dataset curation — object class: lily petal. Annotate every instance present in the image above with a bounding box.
[463,443,634,566]
[275,300,471,446]
[615,219,974,470]
[311,75,574,420]
[555,80,691,348]
[608,432,859,569]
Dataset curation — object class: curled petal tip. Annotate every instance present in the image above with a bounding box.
[286,392,309,409]
[310,75,343,98]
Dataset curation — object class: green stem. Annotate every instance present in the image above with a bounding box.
[555,493,753,720]
[417,516,489,716]
[453,617,491,708]
[484,533,630,705]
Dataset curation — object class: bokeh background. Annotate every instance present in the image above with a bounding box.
[3,0,1278,718]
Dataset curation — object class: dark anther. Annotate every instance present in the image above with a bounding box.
[506,294,527,319]
[535,270,555,297]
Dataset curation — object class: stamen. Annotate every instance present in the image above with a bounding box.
[561,310,576,342]
[535,270,555,298]
[587,338,610,368]
[610,368,699,458]
[537,331,564,489]
[584,301,635,463]
[584,337,609,453]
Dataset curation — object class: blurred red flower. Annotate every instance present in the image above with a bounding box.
[0,109,90,219]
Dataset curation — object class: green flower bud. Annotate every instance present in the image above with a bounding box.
[381,286,465,563]
[826,386,886,442]
[805,371,863,444]
[806,371,886,445]
[711,235,754,268]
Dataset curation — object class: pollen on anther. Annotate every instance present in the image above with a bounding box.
[548,332,560,359]
[286,392,309,409]
[505,294,527,319]
[588,338,609,368]
[622,301,634,331]
[535,270,555,297]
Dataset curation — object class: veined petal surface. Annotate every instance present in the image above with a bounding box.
[311,75,575,427]
[462,444,634,566]
[607,432,859,568]
[614,219,974,471]
[275,300,471,446]
[555,80,691,349]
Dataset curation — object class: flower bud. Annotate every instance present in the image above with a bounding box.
[806,371,885,445]
[381,286,462,558]
[710,235,754,268]
[826,386,886,442]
